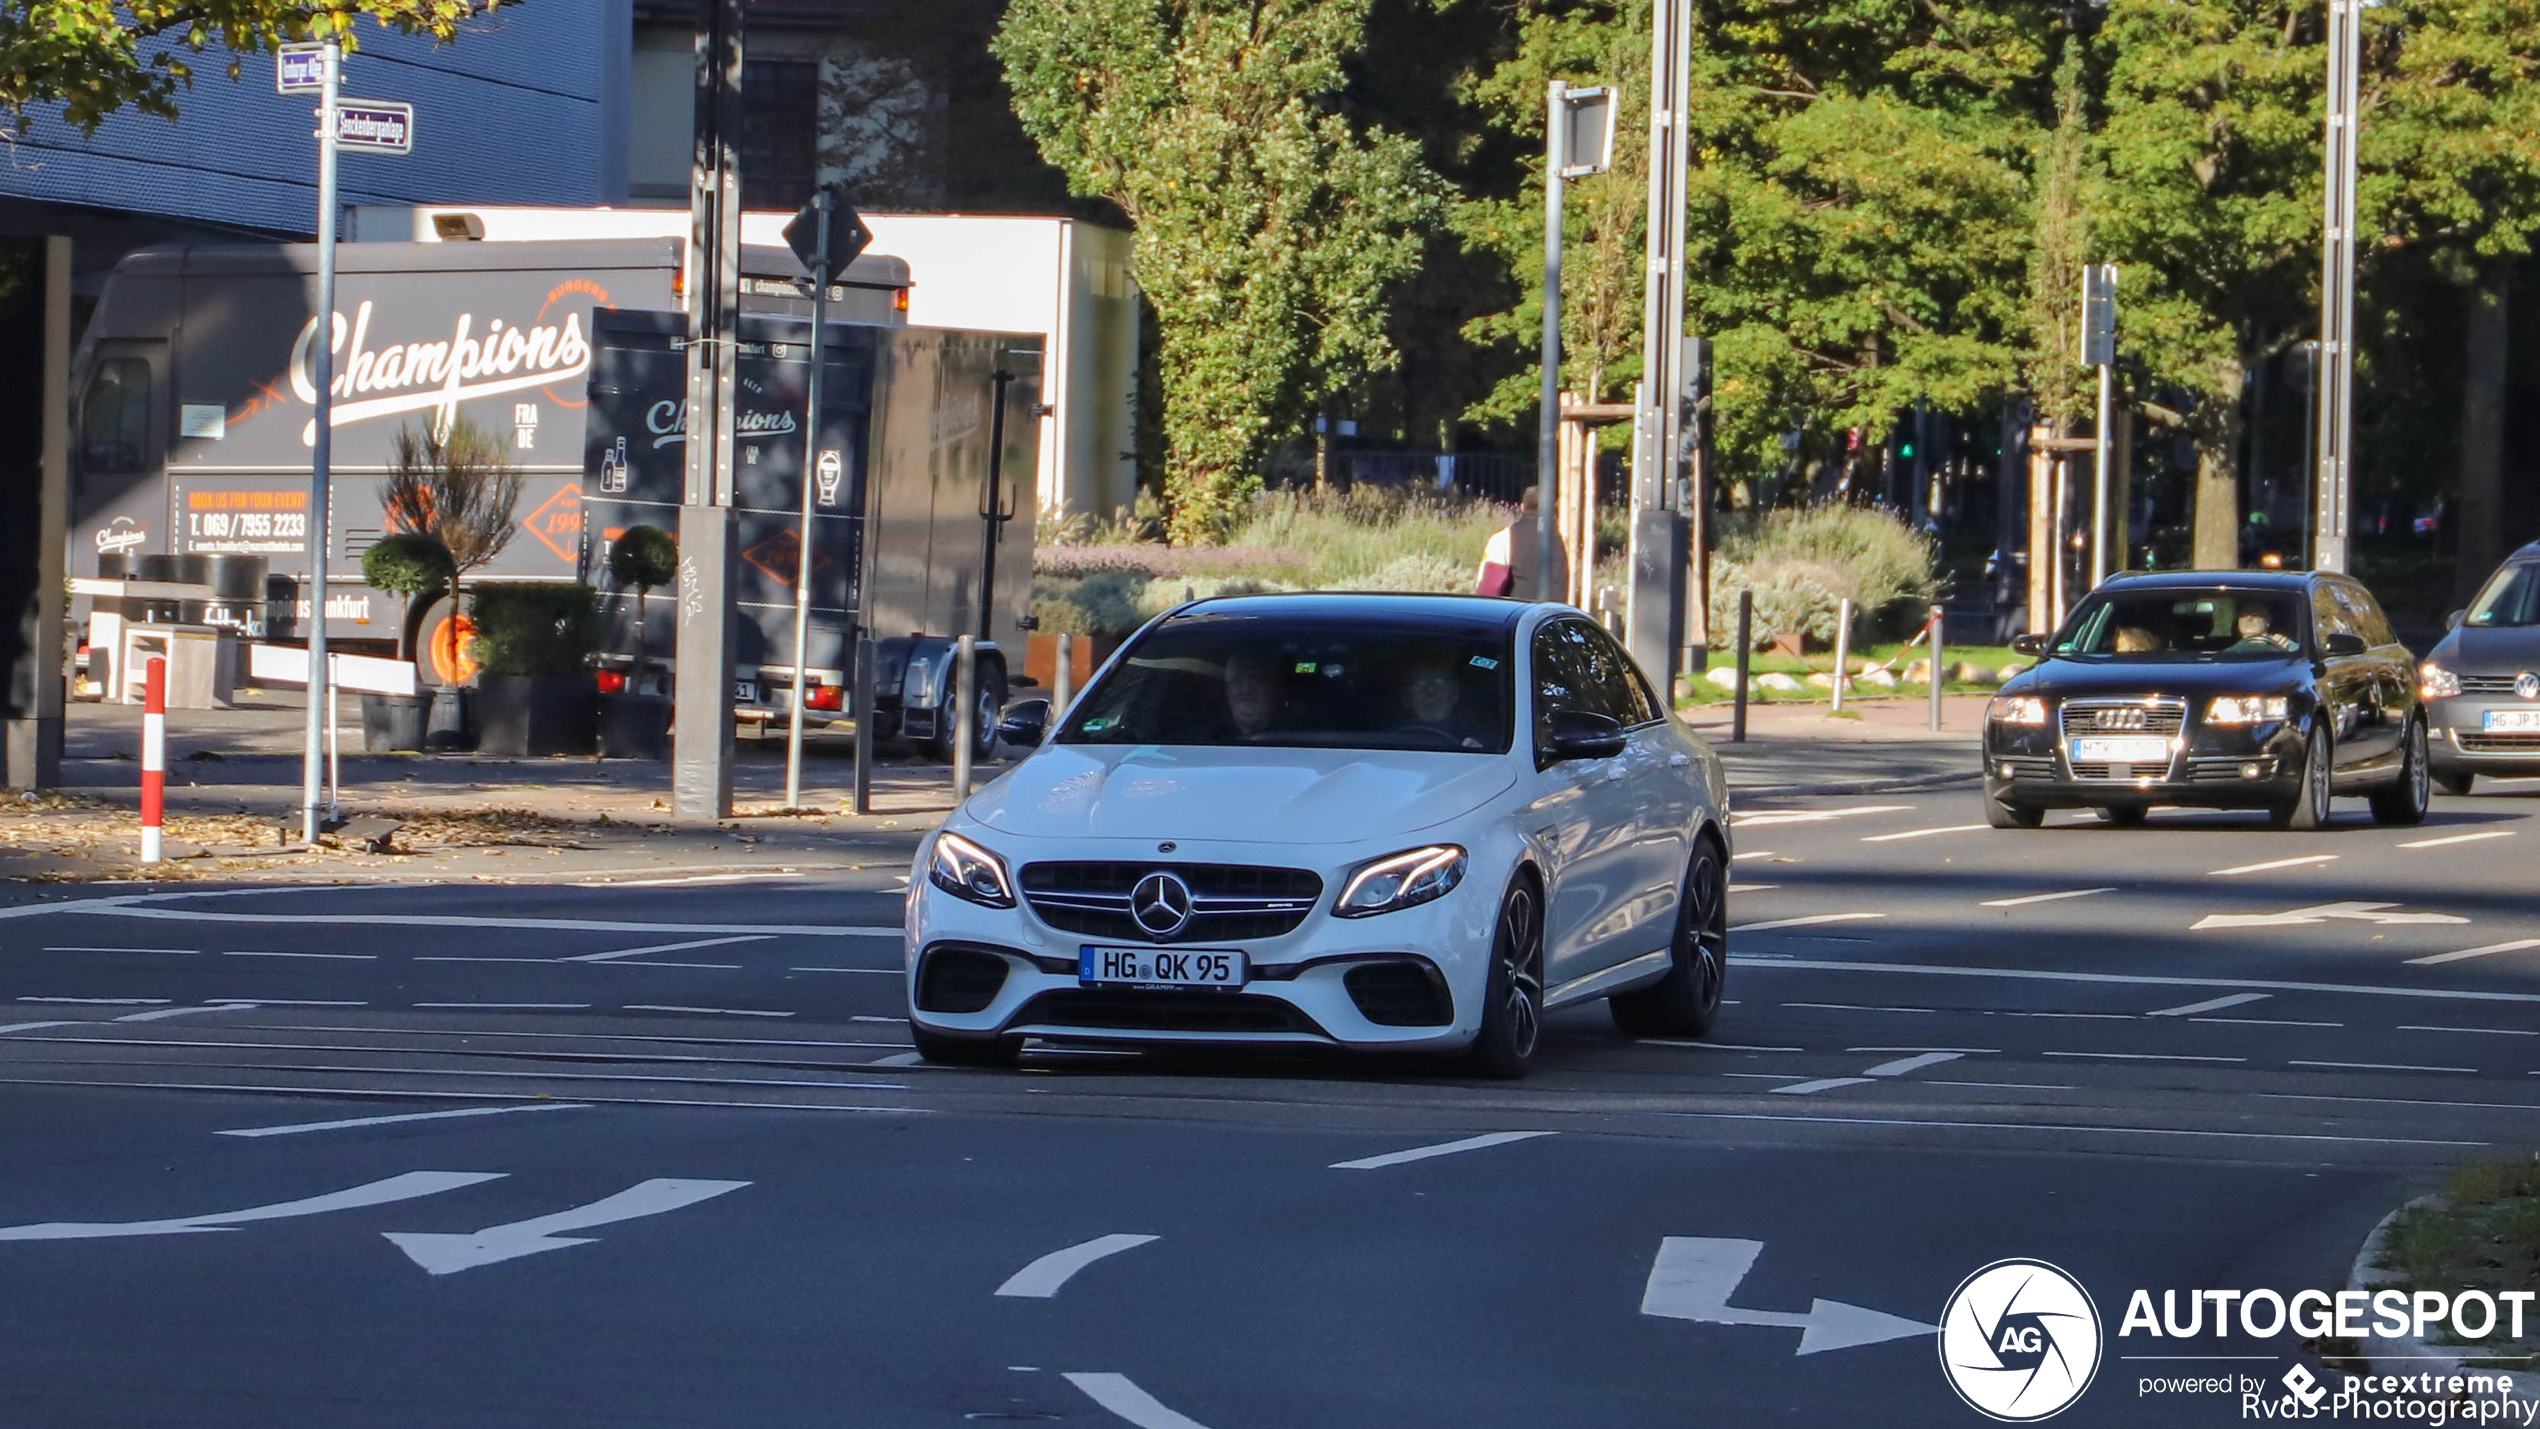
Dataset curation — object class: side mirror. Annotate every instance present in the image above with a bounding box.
[995,698,1051,749]
[2447,609,2466,630]
[2009,633,2048,658]
[2322,632,2368,658]
[1546,709,1628,763]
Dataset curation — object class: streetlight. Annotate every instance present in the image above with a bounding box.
[2313,0,2362,574]
[1536,82,1614,600]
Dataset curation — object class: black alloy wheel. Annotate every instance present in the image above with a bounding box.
[2369,716,2431,827]
[1466,877,1545,1079]
[1610,839,1729,1038]
[2271,726,2334,831]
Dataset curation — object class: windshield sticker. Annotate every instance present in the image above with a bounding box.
[1082,715,1119,732]
[1322,663,1344,678]
[1294,661,1317,674]
[1470,656,1499,669]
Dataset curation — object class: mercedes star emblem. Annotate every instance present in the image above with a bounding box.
[1130,871,1195,939]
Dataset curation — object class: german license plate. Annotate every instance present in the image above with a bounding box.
[733,679,760,703]
[1079,945,1247,989]
[2070,736,2170,763]
[2484,709,2540,732]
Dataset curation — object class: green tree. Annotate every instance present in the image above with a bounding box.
[2,0,504,134]
[997,0,1443,542]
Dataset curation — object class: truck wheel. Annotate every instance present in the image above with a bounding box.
[923,664,1006,764]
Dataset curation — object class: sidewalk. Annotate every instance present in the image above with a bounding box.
[1683,694,1986,797]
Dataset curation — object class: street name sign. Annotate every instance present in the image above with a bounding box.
[335,99,415,155]
[275,43,328,94]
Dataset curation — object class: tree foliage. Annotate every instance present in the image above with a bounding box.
[382,416,523,583]
[1,0,505,133]
[996,0,1442,541]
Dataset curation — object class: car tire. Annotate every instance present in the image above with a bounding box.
[910,1022,1022,1068]
[2099,805,2149,827]
[1464,875,1544,1080]
[1610,838,1729,1039]
[1985,796,2045,829]
[2369,717,2431,827]
[2434,769,2475,797]
[2271,726,2333,831]
[922,663,1007,764]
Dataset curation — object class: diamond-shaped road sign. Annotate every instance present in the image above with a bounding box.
[783,185,871,280]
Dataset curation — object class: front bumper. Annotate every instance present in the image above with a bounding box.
[1982,719,2306,808]
[904,835,1503,1054]
[2428,700,2540,774]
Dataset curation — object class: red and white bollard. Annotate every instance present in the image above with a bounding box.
[140,655,166,864]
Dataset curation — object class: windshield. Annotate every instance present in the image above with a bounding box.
[2053,590,2309,660]
[2466,564,2540,628]
[1057,616,1515,754]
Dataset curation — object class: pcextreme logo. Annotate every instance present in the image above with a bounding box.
[1939,1258,2104,1421]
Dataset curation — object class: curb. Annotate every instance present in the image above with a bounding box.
[1727,769,1982,799]
[2348,1193,2540,1399]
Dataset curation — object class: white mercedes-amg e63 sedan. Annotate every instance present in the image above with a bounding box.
[903,592,1732,1078]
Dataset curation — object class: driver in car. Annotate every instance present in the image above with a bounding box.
[2228,608,2300,653]
[1223,651,1283,738]
[1399,657,1489,750]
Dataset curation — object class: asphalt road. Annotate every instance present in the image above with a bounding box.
[6,776,2540,1427]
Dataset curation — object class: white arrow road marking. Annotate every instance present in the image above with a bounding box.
[2192,901,2469,931]
[1774,1051,1962,1096]
[2409,939,2540,967]
[1861,823,1990,843]
[115,1004,258,1023]
[996,1234,1159,1298]
[2209,854,2338,876]
[383,1178,748,1275]
[0,1171,503,1242]
[2147,993,2270,1017]
[1980,887,2116,908]
[1063,1373,1216,1429]
[2398,830,2516,849]
[0,1021,77,1034]
[1330,1130,1555,1170]
[1640,1237,1936,1355]
[219,1104,589,1139]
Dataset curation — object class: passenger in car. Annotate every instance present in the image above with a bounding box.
[2114,627,2163,654]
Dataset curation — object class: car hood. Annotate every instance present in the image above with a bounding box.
[2003,655,2309,701]
[2430,625,2540,672]
[967,744,1517,846]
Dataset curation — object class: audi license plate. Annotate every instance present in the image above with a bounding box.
[1079,945,1247,989]
[2069,736,2171,764]
[2483,709,2540,732]
[733,679,760,704]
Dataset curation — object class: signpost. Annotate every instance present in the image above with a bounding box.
[779,184,871,811]
[1630,0,1698,691]
[2314,0,2363,575]
[2081,264,2118,587]
[1537,82,1613,602]
[282,39,414,844]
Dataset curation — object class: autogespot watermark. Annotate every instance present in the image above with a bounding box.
[1940,1263,2540,1423]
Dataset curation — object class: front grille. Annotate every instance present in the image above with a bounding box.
[1994,755,2057,780]
[1013,989,1324,1037]
[2060,698,2188,736]
[2187,756,2278,783]
[1342,960,1455,1027]
[2458,674,2525,696]
[2460,732,2540,752]
[1019,862,1323,944]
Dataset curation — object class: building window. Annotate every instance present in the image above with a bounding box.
[743,59,819,213]
[79,358,151,476]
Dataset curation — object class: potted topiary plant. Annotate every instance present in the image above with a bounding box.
[357,532,454,751]
[469,583,601,757]
[598,525,677,759]
[383,415,525,752]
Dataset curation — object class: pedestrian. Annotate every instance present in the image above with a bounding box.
[1475,488,1570,601]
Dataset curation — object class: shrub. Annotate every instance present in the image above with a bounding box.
[470,583,599,679]
[1031,569,1148,638]
[1717,504,1937,617]
[1350,552,1468,592]
[363,532,454,597]
[607,525,678,591]
[1710,557,1843,650]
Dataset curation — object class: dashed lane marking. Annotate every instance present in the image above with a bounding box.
[2208,854,2338,876]
[115,1005,256,1023]
[1732,805,1915,828]
[18,996,167,1005]
[2147,993,2270,1018]
[1770,1078,1873,1096]
[1330,1130,1555,1170]
[1658,1110,2484,1149]
[2408,939,2540,967]
[0,1076,918,1114]
[569,872,810,888]
[2192,1017,2343,1028]
[2043,1051,2247,1062]
[1782,1002,1933,1014]
[41,946,197,955]
[2288,1060,2477,1074]
[870,1052,923,1067]
[622,1005,794,1018]
[1731,850,1777,861]
[1845,1047,1996,1055]
[1733,913,1886,933]
[218,1103,588,1138]
[0,1022,76,1034]
[413,1002,590,1010]
[1742,957,2540,1006]
[1772,1050,1964,1096]
[1981,887,2117,908]
[790,967,899,975]
[564,935,775,964]
[222,950,373,960]
[1860,824,1989,843]
[71,908,898,937]
[1639,1041,1805,1052]
[1063,1373,1215,1429]
[2398,831,2517,849]
[2400,1025,2539,1037]
[1859,1052,1964,1077]
[994,1234,1159,1298]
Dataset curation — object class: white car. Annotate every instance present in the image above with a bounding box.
[903,593,1732,1078]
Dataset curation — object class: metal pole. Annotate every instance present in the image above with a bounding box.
[1731,589,1752,744]
[950,633,976,800]
[2091,363,2114,588]
[140,655,165,864]
[1536,81,1567,601]
[2314,0,2361,574]
[783,191,832,811]
[1928,604,1945,731]
[1053,631,1075,720]
[1830,597,1852,715]
[300,37,342,846]
[325,656,340,815]
[2050,460,2069,631]
[849,635,875,815]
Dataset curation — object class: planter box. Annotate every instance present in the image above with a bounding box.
[598,693,671,760]
[477,675,598,757]
[360,692,429,752]
[424,687,477,753]
[1024,631,1125,691]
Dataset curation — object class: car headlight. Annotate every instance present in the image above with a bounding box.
[2206,695,2291,725]
[2421,663,2460,699]
[1333,845,1467,919]
[1988,696,2048,726]
[927,831,1015,908]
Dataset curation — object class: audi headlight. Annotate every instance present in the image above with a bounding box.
[2421,663,2460,700]
[927,831,1015,908]
[1333,845,1467,919]
[1988,696,2048,726]
[2206,695,2291,726]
